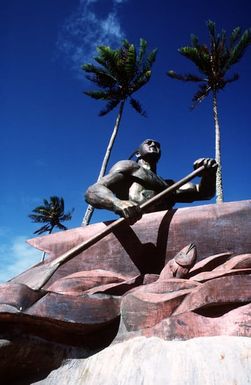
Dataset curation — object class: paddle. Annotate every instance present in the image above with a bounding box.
[14,164,207,290]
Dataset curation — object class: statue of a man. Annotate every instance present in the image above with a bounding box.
[85,139,217,224]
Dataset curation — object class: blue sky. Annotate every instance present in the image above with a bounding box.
[1,0,251,282]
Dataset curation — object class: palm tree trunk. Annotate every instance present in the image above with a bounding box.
[41,251,46,262]
[41,227,54,262]
[82,100,126,226]
[212,91,224,203]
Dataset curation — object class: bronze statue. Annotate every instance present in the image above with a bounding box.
[85,139,217,224]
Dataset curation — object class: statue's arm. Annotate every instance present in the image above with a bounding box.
[85,172,125,212]
[175,158,217,203]
[85,161,142,223]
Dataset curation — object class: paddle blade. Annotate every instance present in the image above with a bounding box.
[10,263,60,290]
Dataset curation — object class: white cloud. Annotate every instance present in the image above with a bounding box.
[0,235,41,283]
[57,0,128,77]
[101,12,123,38]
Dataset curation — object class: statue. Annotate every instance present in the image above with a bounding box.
[85,139,217,223]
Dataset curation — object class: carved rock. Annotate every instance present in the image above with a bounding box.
[0,201,250,383]
[47,269,132,295]
[188,252,232,276]
[120,279,200,331]
[16,200,251,287]
[213,253,251,270]
[0,282,43,311]
[174,275,251,315]
[147,303,251,340]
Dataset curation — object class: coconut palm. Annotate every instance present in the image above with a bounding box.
[29,196,74,261]
[82,38,157,225]
[167,20,251,202]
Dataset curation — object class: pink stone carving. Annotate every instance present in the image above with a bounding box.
[0,201,250,349]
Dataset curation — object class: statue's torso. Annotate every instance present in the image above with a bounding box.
[109,160,175,211]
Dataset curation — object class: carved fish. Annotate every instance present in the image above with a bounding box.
[169,243,197,278]
[159,243,197,280]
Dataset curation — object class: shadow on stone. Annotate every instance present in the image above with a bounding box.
[109,209,177,274]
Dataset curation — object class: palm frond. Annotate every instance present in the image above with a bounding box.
[138,38,147,64]
[83,38,157,117]
[57,223,68,231]
[84,90,111,100]
[96,45,120,78]
[99,99,121,116]
[218,29,226,52]
[29,196,73,236]
[129,97,146,116]
[83,63,117,87]
[191,34,199,48]
[145,48,158,69]
[83,63,101,73]
[166,20,250,204]
[85,74,114,89]
[93,55,109,67]
[168,20,251,104]
[168,70,204,82]
[34,224,51,235]
[60,209,74,221]
[178,46,205,70]
[129,71,151,94]
[41,201,49,211]
[30,208,51,218]
[29,214,49,223]
[121,39,130,49]
[96,45,116,61]
[50,196,61,205]
[124,43,136,80]
[207,20,217,41]
[229,27,241,48]
[191,84,211,108]
[30,205,48,213]
[83,63,116,78]
[228,29,251,66]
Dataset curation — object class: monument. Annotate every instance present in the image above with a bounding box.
[0,140,250,384]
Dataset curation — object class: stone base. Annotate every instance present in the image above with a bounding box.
[32,336,251,385]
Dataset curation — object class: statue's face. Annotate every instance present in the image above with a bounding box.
[137,139,161,162]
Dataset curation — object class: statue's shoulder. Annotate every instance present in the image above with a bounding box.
[165,178,175,186]
[109,160,139,174]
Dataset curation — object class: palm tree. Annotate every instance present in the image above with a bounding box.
[167,20,251,202]
[82,38,157,225]
[29,196,74,261]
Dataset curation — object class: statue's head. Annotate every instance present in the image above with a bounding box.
[133,139,161,162]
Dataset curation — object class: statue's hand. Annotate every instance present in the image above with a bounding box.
[114,200,142,225]
[193,158,218,176]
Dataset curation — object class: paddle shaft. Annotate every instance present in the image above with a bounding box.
[50,164,206,268]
